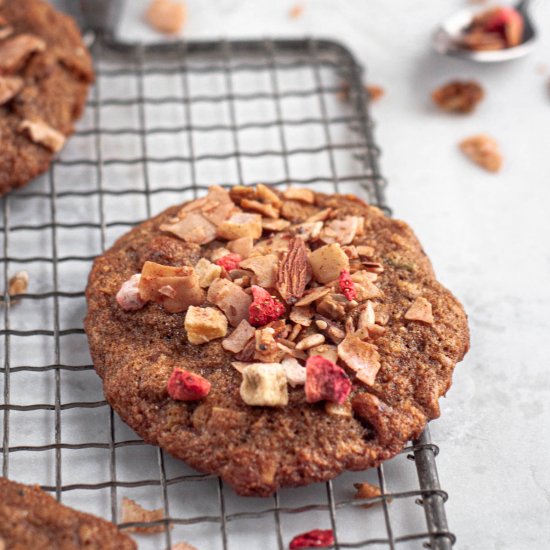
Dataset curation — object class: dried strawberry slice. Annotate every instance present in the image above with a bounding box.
[339,269,357,301]
[305,355,351,405]
[215,253,242,272]
[248,285,285,327]
[167,368,211,401]
[289,528,335,549]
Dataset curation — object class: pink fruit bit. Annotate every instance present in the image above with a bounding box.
[249,285,286,327]
[116,274,147,311]
[215,253,242,272]
[305,355,351,405]
[289,528,335,549]
[167,368,211,401]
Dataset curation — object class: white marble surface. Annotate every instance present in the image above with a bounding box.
[118,1,550,548]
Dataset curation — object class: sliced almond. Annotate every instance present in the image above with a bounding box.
[283,186,315,204]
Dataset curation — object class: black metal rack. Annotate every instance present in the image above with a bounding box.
[1,36,454,549]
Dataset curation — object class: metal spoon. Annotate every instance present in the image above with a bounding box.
[433,0,537,62]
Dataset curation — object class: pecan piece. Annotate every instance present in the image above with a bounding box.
[460,133,502,172]
[276,237,311,304]
[432,80,484,114]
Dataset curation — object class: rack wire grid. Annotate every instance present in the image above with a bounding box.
[0,36,455,550]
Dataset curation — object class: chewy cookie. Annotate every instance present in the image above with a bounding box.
[0,477,135,549]
[85,186,469,496]
[0,0,94,195]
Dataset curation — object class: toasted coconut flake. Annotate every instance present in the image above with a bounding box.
[309,243,350,284]
[227,236,254,259]
[200,185,236,226]
[291,221,323,241]
[257,183,282,207]
[320,216,363,245]
[139,262,204,313]
[262,218,291,232]
[308,343,338,363]
[283,186,315,204]
[0,76,23,105]
[241,198,280,219]
[121,497,170,533]
[217,212,262,240]
[351,271,382,301]
[160,212,217,245]
[222,319,255,353]
[194,258,222,288]
[239,254,278,288]
[289,305,313,327]
[354,482,382,508]
[207,278,252,327]
[306,208,332,222]
[281,356,306,386]
[338,334,381,386]
[404,297,434,324]
[357,245,375,257]
[296,333,325,350]
[358,301,376,329]
[295,286,330,306]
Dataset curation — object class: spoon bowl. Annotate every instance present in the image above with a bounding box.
[433,1,537,63]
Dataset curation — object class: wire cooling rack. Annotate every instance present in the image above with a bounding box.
[0,36,455,549]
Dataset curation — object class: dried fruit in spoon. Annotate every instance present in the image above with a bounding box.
[432,80,484,114]
[459,6,524,51]
[459,133,502,172]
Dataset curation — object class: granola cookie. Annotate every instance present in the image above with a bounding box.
[85,186,469,496]
[0,0,93,195]
[0,477,135,549]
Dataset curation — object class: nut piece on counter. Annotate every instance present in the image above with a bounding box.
[459,133,503,172]
[184,306,228,344]
[8,270,29,298]
[432,80,484,114]
[145,0,186,35]
[240,363,289,407]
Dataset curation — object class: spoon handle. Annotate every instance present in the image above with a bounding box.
[515,0,533,12]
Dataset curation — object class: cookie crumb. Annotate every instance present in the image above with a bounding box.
[19,119,66,153]
[120,497,170,533]
[145,0,186,35]
[366,84,385,102]
[459,133,502,172]
[8,270,29,299]
[288,3,304,19]
[353,481,382,508]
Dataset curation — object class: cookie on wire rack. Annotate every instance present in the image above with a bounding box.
[85,185,469,496]
[0,0,94,195]
[0,477,135,549]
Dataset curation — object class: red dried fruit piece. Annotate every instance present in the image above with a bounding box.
[483,7,524,47]
[339,269,357,301]
[167,368,211,401]
[289,528,335,549]
[249,285,286,327]
[305,355,351,405]
[215,253,242,272]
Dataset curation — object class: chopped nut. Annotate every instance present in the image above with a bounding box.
[239,363,289,407]
[289,305,313,327]
[217,212,262,240]
[276,237,311,304]
[121,497,170,533]
[320,216,363,245]
[305,355,351,404]
[295,285,330,306]
[8,270,29,298]
[308,344,339,363]
[314,313,346,344]
[281,200,318,223]
[241,198,279,219]
[404,297,434,324]
[116,273,147,311]
[357,245,375,257]
[288,323,302,341]
[222,319,255,353]
[262,218,291,232]
[139,261,204,313]
[283,186,315,204]
[160,212,217,245]
[0,76,23,105]
[281,356,306,386]
[354,482,382,508]
[460,133,502,172]
[145,0,186,35]
[194,258,222,288]
[254,326,283,363]
[309,243,350,284]
[240,254,278,288]
[351,271,382,301]
[296,333,325,350]
[0,34,46,74]
[167,367,211,401]
[256,183,282,207]
[207,278,252,326]
[338,334,381,386]
[227,236,254,259]
[316,293,347,321]
[432,80,484,114]
[19,119,65,153]
[184,306,228,344]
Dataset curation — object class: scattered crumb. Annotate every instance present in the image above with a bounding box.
[6,270,29,303]
[172,543,199,550]
[120,497,171,534]
[353,481,382,509]
[145,0,186,36]
[431,80,484,114]
[366,85,385,102]
[289,3,304,19]
[459,134,503,172]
